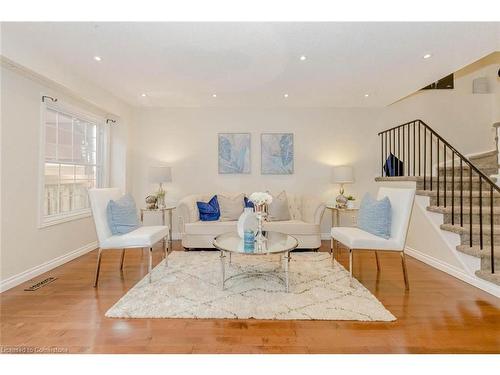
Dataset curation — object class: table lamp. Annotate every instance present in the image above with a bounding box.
[149,166,172,208]
[332,166,354,208]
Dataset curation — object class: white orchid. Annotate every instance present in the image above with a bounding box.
[249,192,273,205]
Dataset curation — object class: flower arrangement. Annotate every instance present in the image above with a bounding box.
[249,192,273,206]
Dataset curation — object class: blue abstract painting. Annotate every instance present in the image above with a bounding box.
[261,133,294,174]
[218,133,251,174]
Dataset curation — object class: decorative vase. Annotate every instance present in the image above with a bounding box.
[347,200,355,209]
[254,203,267,242]
[237,207,258,238]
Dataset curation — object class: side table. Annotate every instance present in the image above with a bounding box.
[140,206,176,252]
[325,205,359,253]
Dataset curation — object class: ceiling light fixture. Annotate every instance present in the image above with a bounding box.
[141,93,147,97]
[212,94,217,98]
[284,94,289,98]
[364,94,369,97]
[93,56,102,61]
[423,53,432,59]
[300,55,307,61]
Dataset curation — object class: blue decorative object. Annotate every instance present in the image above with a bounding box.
[261,133,294,174]
[384,153,404,176]
[357,193,392,239]
[244,196,254,209]
[197,195,220,221]
[106,194,141,235]
[218,133,251,174]
[244,230,255,252]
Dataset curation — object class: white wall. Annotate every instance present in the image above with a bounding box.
[380,52,500,155]
[0,63,132,289]
[130,107,382,235]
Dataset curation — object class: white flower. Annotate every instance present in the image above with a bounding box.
[249,192,273,205]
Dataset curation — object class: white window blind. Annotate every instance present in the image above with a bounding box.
[41,103,108,226]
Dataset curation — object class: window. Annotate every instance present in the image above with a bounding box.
[40,102,108,226]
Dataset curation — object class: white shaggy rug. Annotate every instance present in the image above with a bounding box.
[106,251,396,321]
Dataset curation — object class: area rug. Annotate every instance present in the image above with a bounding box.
[106,251,396,321]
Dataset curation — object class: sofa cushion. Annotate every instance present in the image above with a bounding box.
[185,220,237,235]
[196,195,220,221]
[263,220,319,235]
[106,194,141,235]
[218,193,245,221]
[267,191,291,221]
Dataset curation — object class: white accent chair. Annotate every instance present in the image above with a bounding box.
[88,188,169,287]
[330,187,415,290]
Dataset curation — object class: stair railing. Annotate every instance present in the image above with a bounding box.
[379,119,497,274]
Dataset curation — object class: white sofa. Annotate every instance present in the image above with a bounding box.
[177,193,326,249]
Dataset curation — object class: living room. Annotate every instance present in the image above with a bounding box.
[1,0,500,370]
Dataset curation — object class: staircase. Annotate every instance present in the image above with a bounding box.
[376,120,499,286]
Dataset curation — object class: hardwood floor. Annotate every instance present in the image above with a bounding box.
[1,241,499,354]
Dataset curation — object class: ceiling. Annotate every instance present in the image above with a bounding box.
[1,22,499,108]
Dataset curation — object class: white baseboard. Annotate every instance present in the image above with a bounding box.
[405,245,500,298]
[0,241,98,293]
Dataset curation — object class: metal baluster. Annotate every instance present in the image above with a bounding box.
[460,159,463,227]
[423,126,427,190]
[413,121,416,176]
[418,123,421,176]
[479,177,483,249]
[452,153,455,225]
[402,125,406,175]
[444,144,447,208]
[490,185,495,274]
[408,123,411,177]
[437,138,440,206]
[398,127,401,176]
[469,168,473,247]
[380,135,383,176]
[430,132,433,191]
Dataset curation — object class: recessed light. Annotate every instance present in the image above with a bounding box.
[93,56,102,61]
[212,94,217,98]
[364,94,369,97]
[284,94,289,98]
[141,93,147,97]
[300,55,307,61]
[423,54,432,59]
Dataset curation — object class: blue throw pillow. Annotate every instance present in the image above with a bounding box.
[197,195,220,221]
[357,193,392,239]
[244,196,254,209]
[106,194,141,235]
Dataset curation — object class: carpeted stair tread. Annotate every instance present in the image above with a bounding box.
[440,223,500,235]
[456,245,500,259]
[427,206,500,215]
[475,270,500,286]
[417,189,500,197]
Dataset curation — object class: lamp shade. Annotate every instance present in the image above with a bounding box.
[332,166,354,184]
[148,166,172,183]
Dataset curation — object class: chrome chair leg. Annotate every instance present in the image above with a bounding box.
[148,247,153,283]
[93,248,103,287]
[119,249,126,271]
[401,252,410,290]
[375,251,380,271]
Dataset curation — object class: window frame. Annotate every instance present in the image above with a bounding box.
[38,99,110,228]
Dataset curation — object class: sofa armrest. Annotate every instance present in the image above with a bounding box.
[177,195,200,234]
[301,196,326,224]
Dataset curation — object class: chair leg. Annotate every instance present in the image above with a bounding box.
[401,252,410,290]
[93,248,103,287]
[331,239,336,264]
[375,251,380,271]
[349,248,353,278]
[148,247,153,283]
[119,249,126,271]
[330,237,333,254]
[163,236,168,267]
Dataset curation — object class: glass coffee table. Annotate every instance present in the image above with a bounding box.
[213,231,298,292]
